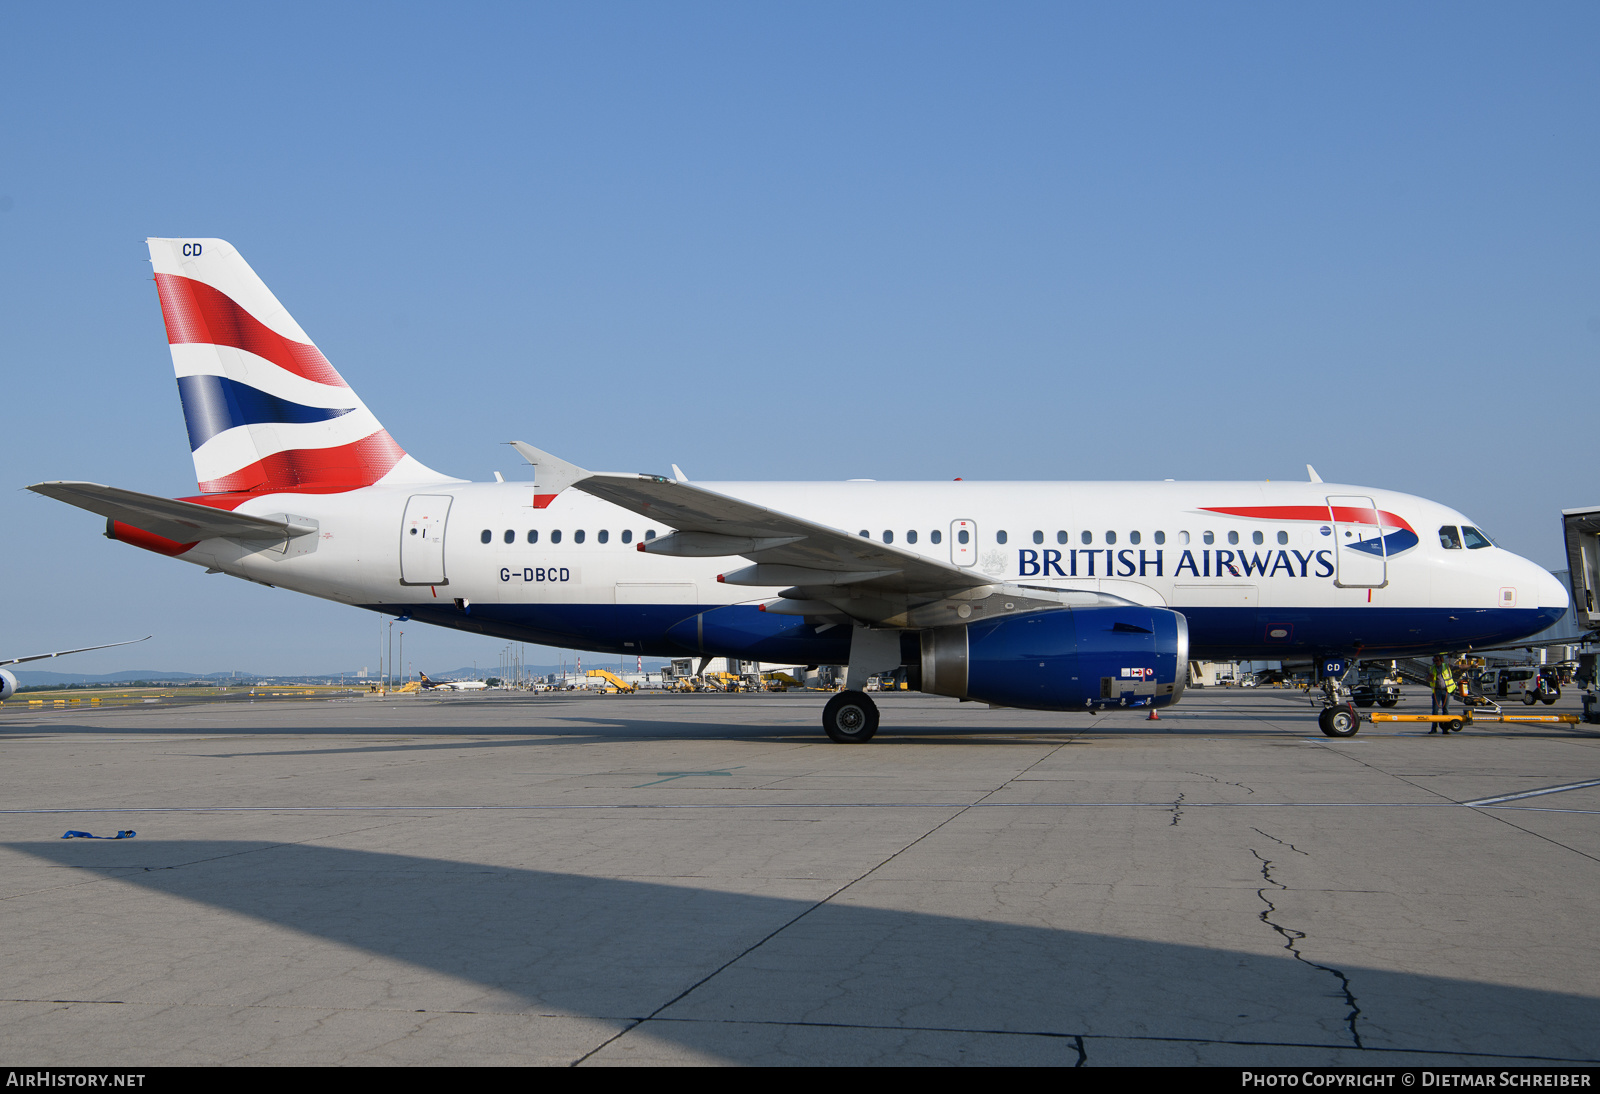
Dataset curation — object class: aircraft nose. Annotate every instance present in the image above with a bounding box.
[1530,562,1571,611]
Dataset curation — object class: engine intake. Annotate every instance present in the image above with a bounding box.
[920,605,1189,710]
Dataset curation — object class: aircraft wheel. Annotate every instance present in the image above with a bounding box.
[823,690,879,743]
[1355,699,1374,708]
[1319,704,1360,737]
[1523,690,1538,706]
[1378,699,1398,708]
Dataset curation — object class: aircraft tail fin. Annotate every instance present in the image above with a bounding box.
[147,238,453,494]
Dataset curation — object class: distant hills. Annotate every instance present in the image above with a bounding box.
[13,660,676,688]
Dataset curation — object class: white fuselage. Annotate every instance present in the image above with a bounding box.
[168,478,1568,663]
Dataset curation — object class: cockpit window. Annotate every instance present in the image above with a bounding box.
[1439,526,1462,550]
[1462,526,1493,549]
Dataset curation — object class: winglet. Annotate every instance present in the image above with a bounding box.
[1307,464,1323,484]
[509,443,591,508]
[671,464,688,483]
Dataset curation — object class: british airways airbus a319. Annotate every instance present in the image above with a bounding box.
[28,239,1569,741]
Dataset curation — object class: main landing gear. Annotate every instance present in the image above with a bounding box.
[822,690,879,743]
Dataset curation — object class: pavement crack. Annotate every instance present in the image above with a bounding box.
[1250,827,1309,855]
[1170,791,1185,826]
[1186,771,1256,795]
[1251,848,1362,1049]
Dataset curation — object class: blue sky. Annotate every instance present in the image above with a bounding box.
[3,3,1597,675]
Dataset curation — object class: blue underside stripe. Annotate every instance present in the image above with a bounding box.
[176,374,354,451]
[366,602,1567,664]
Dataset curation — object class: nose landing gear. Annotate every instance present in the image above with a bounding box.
[1318,702,1361,737]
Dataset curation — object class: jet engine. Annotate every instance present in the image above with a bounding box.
[0,670,16,701]
[919,605,1189,711]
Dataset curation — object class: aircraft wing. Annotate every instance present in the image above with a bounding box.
[0,635,151,668]
[28,482,316,544]
[512,442,994,599]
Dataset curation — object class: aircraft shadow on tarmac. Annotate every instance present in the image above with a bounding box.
[7,840,1597,1063]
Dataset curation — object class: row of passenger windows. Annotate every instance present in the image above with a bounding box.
[859,528,1298,546]
[476,524,1495,551]
[480,528,659,545]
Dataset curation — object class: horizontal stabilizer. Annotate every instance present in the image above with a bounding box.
[28,482,316,545]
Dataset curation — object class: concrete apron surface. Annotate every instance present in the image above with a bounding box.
[0,687,1596,1066]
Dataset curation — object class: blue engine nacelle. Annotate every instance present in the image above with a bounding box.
[919,606,1189,711]
[0,669,15,702]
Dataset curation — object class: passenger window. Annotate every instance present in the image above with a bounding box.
[996,531,1008,545]
[1277,531,1288,545]
[480,529,491,544]
[1439,526,1462,549]
[1179,531,1190,545]
[551,530,562,544]
[574,530,586,544]
[931,529,942,544]
[1081,531,1092,545]
[1057,531,1068,544]
[1105,531,1116,545]
[503,530,514,544]
[1154,531,1166,545]
[645,529,655,540]
[883,530,894,544]
[1032,530,1043,544]
[527,530,538,544]
[907,530,918,544]
[958,530,970,545]
[622,530,632,544]
[1251,531,1263,545]
[1203,531,1214,545]
[1228,531,1239,545]
[1130,531,1141,545]
[1462,526,1492,549]
[598,530,609,544]
[859,530,869,538]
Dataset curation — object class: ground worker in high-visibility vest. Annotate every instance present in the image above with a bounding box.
[1429,655,1455,730]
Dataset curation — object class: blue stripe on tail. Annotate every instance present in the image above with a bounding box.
[176,374,354,451]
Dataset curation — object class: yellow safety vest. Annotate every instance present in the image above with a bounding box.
[1430,666,1455,690]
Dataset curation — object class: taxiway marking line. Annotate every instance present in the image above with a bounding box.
[1458,778,1600,807]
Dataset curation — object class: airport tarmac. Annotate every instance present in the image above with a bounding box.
[1,686,1596,1067]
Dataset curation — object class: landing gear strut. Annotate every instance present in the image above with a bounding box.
[823,690,879,743]
[1314,656,1363,737]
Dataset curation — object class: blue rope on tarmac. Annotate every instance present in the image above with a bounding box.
[61,830,136,839]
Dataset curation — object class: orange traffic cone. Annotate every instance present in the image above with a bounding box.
[1147,708,1160,720]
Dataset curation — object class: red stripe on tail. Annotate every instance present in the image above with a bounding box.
[198,430,406,494]
[155,273,349,389]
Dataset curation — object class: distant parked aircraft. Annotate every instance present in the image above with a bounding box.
[417,672,488,692]
[0,637,152,700]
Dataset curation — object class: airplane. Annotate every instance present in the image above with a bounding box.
[0,637,152,700]
[26,238,1570,742]
[417,673,489,692]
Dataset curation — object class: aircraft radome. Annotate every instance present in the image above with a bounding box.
[28,239,1569,741]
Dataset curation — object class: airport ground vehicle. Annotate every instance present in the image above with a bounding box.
[28,238,1571,742]
[1350,667,1401,708]
[1481,666,1561,705]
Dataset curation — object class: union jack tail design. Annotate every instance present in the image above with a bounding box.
[148,238,454,495]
